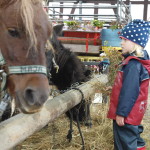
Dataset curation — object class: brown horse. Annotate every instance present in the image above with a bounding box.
[0,0,51,113]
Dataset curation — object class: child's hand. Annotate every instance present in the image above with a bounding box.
[105,86,112,91]
[116,115,125,126]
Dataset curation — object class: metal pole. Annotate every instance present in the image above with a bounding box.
[117,0,120,22]
[129,2,132,22]
[52,4,55,20]
[79,1,82,21]
[119,0,122,23]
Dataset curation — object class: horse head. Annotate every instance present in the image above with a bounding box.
[0,0,52,113]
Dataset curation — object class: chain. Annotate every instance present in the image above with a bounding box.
[50,82,80,96]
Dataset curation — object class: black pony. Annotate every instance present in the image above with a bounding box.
[46,25,92,148]
[46,24,92,122]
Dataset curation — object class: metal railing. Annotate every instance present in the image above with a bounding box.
[118,0,132,23]
[44,0,132,23]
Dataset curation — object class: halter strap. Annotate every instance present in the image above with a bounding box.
[0,51,47,75]
[8,65,47,75]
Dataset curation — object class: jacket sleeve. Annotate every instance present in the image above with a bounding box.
[116,60,141,117]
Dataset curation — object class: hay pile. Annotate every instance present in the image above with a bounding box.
[142,104,150,149]
[16,104,114,150]
[15,103,150,150]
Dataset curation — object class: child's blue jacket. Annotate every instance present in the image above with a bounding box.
[108,50,150,125]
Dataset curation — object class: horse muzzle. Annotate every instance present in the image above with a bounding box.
[7,72,50,114]
[15,86,49,113]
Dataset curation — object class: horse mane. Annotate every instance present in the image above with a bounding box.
[0,0,44,51]
[47,30,92,90]
[20,0,40,50]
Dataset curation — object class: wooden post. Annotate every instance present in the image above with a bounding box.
[0,75,108,150]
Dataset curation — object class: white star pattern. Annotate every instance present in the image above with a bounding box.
[121,19,150,47]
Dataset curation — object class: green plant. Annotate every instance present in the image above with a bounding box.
[91,20,105,28]
[109,21,124,30]
[64,21,80,30]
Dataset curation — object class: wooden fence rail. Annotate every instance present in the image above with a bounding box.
[0,75,107,150]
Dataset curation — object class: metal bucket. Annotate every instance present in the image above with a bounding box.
[101,29,122,47]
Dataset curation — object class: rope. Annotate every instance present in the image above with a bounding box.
[67,87,85,150]
[85,101,92,128]
[52,57,59,73]
[72,87,92,128]
[71,87,84,104]
[66,110,74,142]
[50,83,92,150]
[76,108,85,150]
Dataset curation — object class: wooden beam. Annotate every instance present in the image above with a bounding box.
[0,75,107,150]
[59,2,63,19]
[143,0,148,20]
[63,44,100,54]
[94,2,99,20]
[48,0,116,2]
[58,37,101,45]
[47,0,150,4]
[129,1,150,4]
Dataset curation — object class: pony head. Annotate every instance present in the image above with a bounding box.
[0,0,52,113]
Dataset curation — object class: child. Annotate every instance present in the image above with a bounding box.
[107,19,150,150]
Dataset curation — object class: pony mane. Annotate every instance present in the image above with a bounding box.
[20,0,40,50]
[0,0,44,51]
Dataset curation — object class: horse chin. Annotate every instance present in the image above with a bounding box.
[18,107,41,114]
[15,94,43,114]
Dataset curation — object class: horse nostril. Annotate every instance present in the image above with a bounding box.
[25,88,36,106]
[24,88,48,107]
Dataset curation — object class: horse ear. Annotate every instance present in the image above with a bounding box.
[53,24,64,36]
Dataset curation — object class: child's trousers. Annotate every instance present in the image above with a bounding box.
[113,120,146,150]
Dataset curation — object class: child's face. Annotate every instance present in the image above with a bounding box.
[121,39,135,54]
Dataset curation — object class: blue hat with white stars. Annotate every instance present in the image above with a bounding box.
[120,19,150,47]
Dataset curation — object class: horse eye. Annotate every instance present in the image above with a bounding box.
[8,28,20,38]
